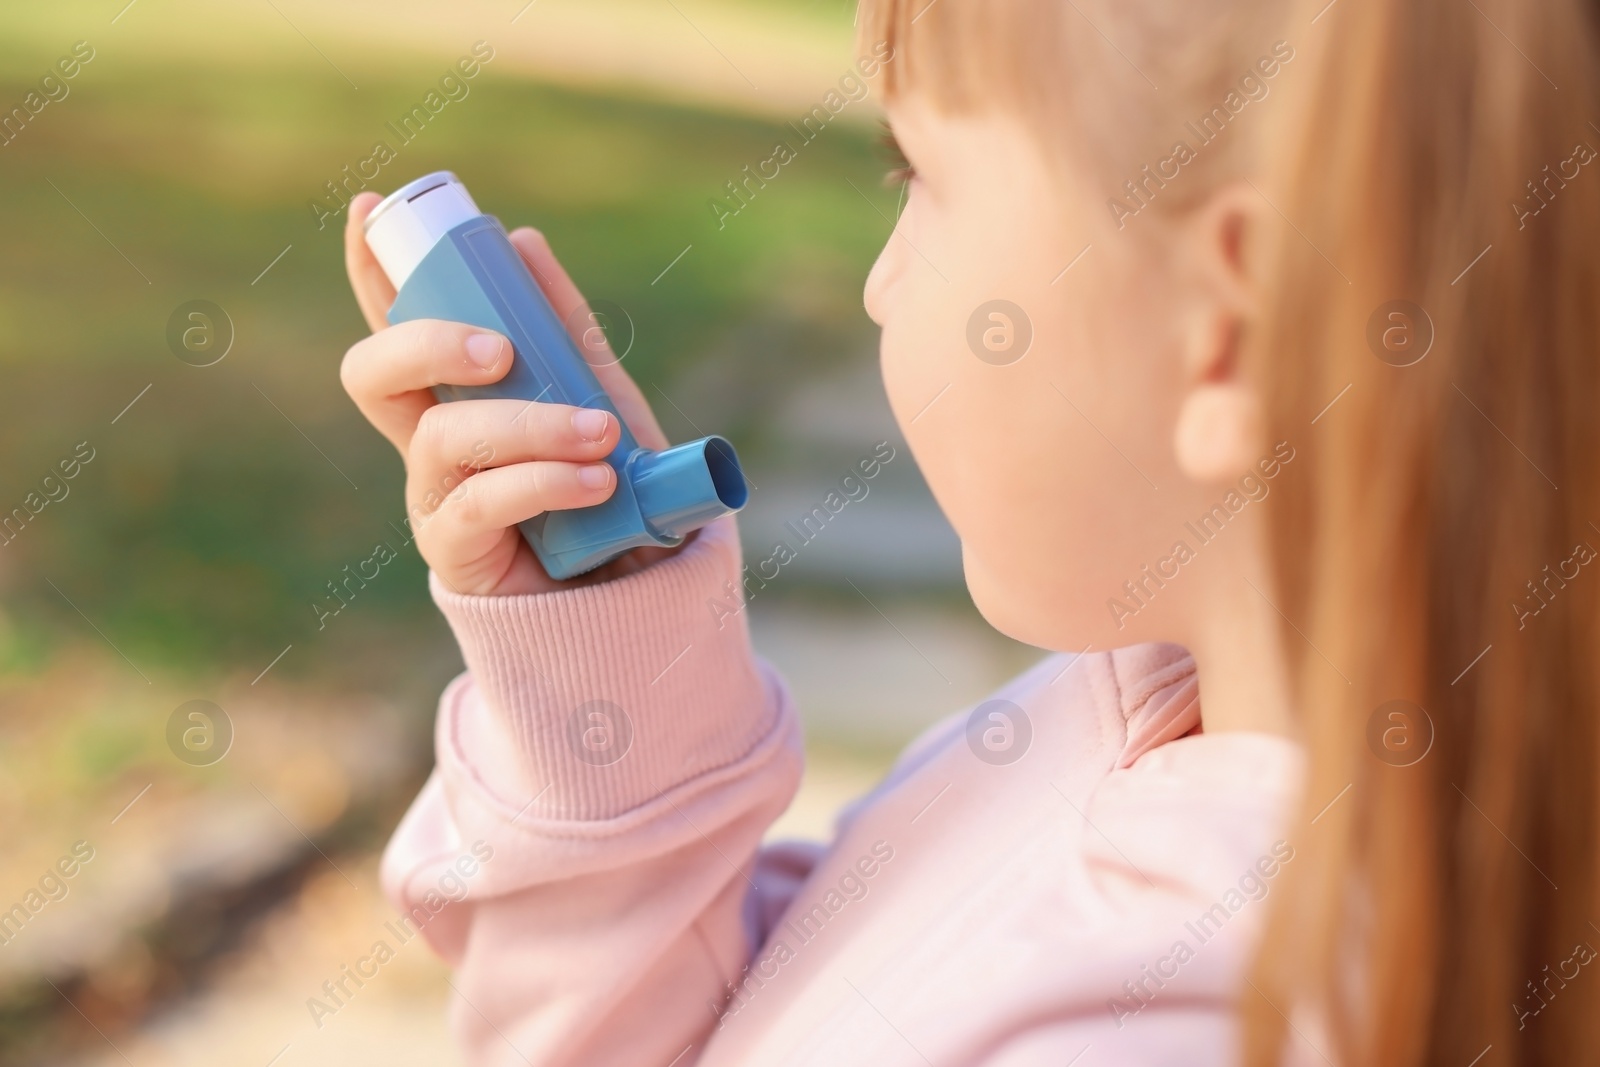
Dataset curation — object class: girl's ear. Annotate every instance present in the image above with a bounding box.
[1173,181,1265,484]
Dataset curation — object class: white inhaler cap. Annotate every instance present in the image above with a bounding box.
[362,172,482,289]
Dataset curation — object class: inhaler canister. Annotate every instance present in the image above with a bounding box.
[363,172,748,580]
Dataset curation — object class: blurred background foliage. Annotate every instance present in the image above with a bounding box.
[0,0,891,682]
[0,2,1039,1064]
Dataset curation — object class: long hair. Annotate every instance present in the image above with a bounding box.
[1243,0,1600,1063]
[856,0,1600,1061]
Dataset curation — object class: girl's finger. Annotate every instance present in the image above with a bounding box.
[507,227,671,452]
[409,460,617,549]
[345,192,397,334]
[340,319,511,453]
[405,398,620,492]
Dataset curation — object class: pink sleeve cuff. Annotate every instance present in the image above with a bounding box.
[425,516,780,824]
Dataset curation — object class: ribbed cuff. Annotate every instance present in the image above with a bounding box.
[427,517,775,823]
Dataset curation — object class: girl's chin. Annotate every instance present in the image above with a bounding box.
[962,544,1146,653]
[961,545,1062,650]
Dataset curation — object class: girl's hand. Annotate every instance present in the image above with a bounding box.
[341,191,684,596]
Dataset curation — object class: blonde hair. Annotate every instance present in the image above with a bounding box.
[857,0,1289,215]
[857,0,1600,1063]
[1246,0,1600,1062]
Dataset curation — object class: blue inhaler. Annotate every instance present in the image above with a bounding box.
[364,172,748,580]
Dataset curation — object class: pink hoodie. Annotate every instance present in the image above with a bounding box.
[380,517,1304,1066]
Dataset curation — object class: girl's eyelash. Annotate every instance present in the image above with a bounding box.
[880,122,916,187]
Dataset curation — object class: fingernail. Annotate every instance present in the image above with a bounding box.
[577,463,613,490]
[572,408,612,442]
[465,333,504,369]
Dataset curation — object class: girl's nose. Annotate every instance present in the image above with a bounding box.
[863,221,906,326]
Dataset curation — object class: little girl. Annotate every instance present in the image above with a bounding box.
[339,0,1600,1063]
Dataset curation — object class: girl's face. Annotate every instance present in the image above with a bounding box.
[865,97,1216,653]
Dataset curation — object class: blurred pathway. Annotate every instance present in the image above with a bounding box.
[7,0,868,127]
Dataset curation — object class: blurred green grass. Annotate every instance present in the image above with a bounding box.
[0,24,898,689]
